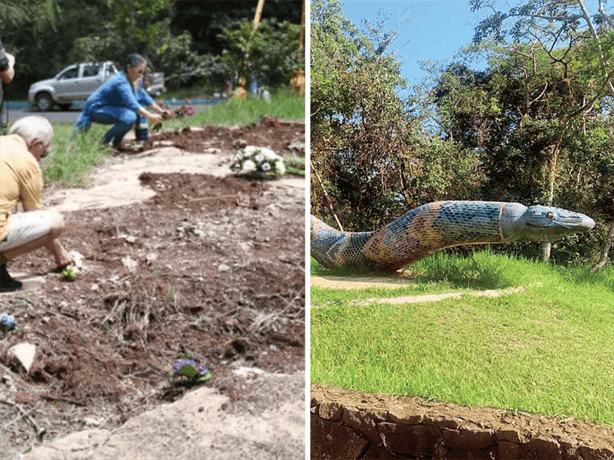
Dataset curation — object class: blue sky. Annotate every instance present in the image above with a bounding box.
[339,1,493,86]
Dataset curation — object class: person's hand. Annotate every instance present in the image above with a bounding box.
[148,113,163,126]
[162,109,173,119]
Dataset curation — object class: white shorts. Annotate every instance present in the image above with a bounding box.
[0,211,54,252]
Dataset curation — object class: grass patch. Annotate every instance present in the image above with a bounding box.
[311,251,614,426]
[44,122,111,188]
[162,90,304,129]
[284,154,305,177]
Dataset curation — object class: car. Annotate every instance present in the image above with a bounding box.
[143,72,166,97]
[28,61,119,111]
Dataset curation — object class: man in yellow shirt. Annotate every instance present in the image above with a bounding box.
[0,116,71,292]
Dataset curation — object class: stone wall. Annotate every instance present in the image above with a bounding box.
[311,384,614,459]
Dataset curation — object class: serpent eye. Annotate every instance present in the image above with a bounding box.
[546,212,554,219]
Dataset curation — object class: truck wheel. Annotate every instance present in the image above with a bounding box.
[35,93,54,111]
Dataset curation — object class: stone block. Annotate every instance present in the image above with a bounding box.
[387,407,424,425]
[559,441,580,460]
[378,422,441,457]
[521,437,562,460]
[498,441,522,460]
[444,446,497,459]
[580,445,614,460]
[424,415,460,429]
[441,428,495,450]
[311,414,369,460]
[343,408,380,445]
[319,402,344,421]
[496,429,524,443]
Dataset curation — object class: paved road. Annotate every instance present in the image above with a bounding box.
[5,105,83,123]
[4,102,216,125]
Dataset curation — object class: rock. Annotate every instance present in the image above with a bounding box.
[121,256,138,272]
[8,342,36,372]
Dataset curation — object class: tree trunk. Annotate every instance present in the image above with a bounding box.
[542,136,562,263]
[542,242,552,263]
[310,159,344,231]
[591,204,614,273]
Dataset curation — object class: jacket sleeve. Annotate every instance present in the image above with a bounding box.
[136,88,155,108]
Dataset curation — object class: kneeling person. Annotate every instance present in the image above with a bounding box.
[0,116,71,292]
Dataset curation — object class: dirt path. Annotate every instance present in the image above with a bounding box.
[310,276,523,305]
[24,369,304,460]
[45,144,303,213]
[1,121,306,460]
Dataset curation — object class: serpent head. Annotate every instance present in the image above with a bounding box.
[501,204,595,243]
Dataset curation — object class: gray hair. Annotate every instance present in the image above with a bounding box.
[9,115,53,145]
[123,53,147,72]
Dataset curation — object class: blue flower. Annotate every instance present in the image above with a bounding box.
[0,314,16,332]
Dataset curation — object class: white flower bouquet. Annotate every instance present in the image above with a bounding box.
[232,146,285,179]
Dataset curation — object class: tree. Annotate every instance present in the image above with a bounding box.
[429,44,612,263]
[0,0,62,96]
[218,17,303,90]
[470,0,614,265]
[1,0,303,96]
[311,0,484,232]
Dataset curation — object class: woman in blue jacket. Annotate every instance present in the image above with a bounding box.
[76,54,169,148]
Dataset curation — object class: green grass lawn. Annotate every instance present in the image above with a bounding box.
[311,252,614,426]
[39,91,304,188]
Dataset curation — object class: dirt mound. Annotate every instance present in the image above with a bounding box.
[0,120,305,459]
[141,118,305,154]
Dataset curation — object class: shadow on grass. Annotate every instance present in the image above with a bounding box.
[311,251,516,291]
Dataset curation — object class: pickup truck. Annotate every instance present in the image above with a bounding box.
[28,61,119,111]
[28,62,166,111]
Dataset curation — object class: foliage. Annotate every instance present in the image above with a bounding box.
[0,0,59,38]
[0,0,304,96]
[68,0,215,86]
[62,266,77,281]
[168,357,211,384]
[470,0,614,46]
[218,18,304,89]
[311,0,484,232]
[426,1,614,262]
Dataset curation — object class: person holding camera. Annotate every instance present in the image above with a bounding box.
[75,53,170,149]
[0,38,16,124]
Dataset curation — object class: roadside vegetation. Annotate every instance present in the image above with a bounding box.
[311,253,614,426]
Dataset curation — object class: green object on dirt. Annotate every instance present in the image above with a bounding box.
[62,266,77,281]
[168,358,212,384]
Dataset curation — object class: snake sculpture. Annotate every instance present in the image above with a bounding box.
[311,201,595,272]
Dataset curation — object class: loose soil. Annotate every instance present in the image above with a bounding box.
[0,120,306,459]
